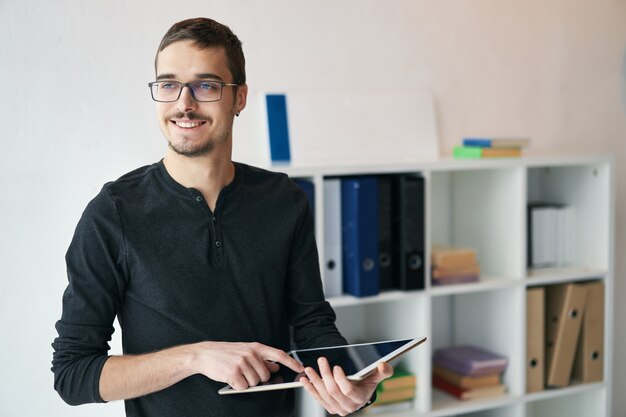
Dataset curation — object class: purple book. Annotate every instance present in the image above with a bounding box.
[433,345,508,377]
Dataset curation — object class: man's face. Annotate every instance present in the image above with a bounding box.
[154,40,246,157]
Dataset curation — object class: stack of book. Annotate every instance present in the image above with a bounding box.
[432,345,507,400]
[363,368,416,413]
[431,244,480,286]
[453,137,529,159]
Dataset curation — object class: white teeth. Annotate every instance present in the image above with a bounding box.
[175,121,202,128]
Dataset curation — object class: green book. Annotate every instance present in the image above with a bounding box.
[453,146,482,159]
[454,146,522,159]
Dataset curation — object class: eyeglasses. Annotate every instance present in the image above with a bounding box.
[148,80,240,102]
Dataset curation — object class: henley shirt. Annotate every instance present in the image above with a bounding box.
[51,160,346,417]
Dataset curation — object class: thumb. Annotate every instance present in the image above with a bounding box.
[377,362,394,380]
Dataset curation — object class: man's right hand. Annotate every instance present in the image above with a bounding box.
[191,341,304,390]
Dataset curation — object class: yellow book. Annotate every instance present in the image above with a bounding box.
[375,387,416,404]
[432,263,480,278]
[431,244,477,269]
[378,369,417,391]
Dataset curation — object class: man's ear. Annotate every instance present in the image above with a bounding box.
[236,84,248,115]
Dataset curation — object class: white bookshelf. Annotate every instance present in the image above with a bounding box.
[279,156,613,417]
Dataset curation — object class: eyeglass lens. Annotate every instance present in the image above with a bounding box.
[151,81,222,102]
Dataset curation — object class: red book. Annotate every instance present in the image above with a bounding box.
[432,375,506,400]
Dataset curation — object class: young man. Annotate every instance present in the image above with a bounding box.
[51,17,392,417]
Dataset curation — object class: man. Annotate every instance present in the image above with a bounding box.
[52,17,392,417]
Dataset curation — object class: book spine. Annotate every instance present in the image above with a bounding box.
[462,138,492,147]
[453,146,482,159]
[432,375,464,398]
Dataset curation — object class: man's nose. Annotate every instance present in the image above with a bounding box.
[175,86,197,113]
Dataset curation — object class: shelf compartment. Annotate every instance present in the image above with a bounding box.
[333,296,427,354]
[525,382,607,416]
[430,168,525,282]
[328,289,425,308]
[431,287,524,406]
[429,391,520,417]
[333,298,429,415]
[524,381,605,403]
[429,275,521,297]
[525,267,606,286]
[526,164,611,271]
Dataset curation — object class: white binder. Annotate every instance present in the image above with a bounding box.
[323,179,343,298]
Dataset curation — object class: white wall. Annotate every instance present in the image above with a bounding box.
[1,0,625,416]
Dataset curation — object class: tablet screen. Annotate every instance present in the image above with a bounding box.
[291,338,414,378]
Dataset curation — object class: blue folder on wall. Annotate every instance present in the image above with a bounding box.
[266,94,291,162]
[341,177,380,297]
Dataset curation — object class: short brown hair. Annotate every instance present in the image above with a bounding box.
[155,18,246,84]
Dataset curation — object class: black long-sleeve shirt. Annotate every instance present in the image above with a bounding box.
[51,160,346,417]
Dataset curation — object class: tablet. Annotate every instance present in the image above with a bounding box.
[218,337,426,395]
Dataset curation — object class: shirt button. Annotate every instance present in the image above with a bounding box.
[215,240,221,248]
[212,216,216,222]
[196,196,203,202]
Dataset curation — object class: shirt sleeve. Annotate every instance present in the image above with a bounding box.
[51,186,128,405]
[285,187,347,350]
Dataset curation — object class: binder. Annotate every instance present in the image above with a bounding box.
[527,204,558,267]
[572,281,604,383]
[322,179,343,298]
[527,203,570,268]
[526,287,545,393]
[392,175,425,290]
[545,283,588,387]
[377,176,394,290]
[293,179,315,220]
[341,177,380,297]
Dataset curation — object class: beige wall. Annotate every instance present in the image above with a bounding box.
[1,0,624,415]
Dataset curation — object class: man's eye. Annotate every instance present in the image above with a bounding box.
[160,83,177,90]
[198,82,218,90]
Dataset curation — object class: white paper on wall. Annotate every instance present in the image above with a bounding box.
[232,91,439,167]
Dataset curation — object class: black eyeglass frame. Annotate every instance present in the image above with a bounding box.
[148,80,240,103]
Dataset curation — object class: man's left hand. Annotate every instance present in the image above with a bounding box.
[299,357,394,416]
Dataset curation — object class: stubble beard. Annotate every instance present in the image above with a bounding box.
[166,111,232,158]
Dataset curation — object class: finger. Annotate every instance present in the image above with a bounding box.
[264,360,280,373]
[317,358,351,414]
[332,365,358,398]
[366,362,394,383]
[333,365,365,413]
[240,358,262,387]
[304,366,326,393]
[244,351,273,383]
[257,344,304,373]
[299,375,331,411]
[230,372,250,390]
[301,371,339,415]
[379,362,394,379]
[318,357,345,396]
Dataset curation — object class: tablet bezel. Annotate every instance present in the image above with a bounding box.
[218,336,426,395]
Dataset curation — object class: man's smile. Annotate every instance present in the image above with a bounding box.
[170,119,207,129]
